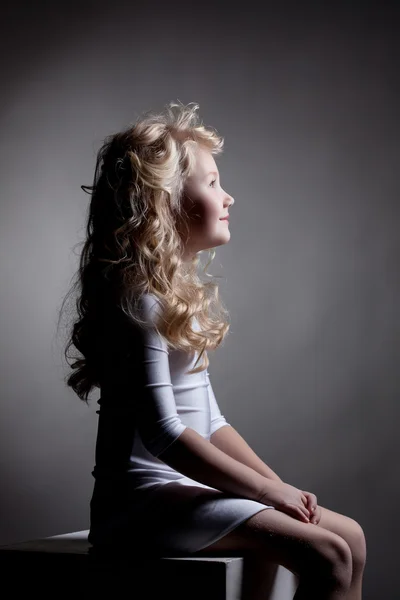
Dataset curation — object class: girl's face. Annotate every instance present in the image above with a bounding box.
[179,146,234,261]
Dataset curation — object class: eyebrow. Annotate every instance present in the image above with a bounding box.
[206,171,219,177]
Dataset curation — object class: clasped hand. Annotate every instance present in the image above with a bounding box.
[301,489,321,525]
[260,480,321,525]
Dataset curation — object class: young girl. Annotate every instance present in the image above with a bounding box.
[62,102,366,599]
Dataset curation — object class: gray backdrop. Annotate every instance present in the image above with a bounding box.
[0,2,398,598]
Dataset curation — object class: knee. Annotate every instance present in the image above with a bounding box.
[314,535,353,590]
[347,518,367,572]
[327,535,353,568]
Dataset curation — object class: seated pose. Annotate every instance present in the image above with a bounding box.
[62,101,366,599]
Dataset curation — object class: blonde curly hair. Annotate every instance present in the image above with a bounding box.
[58,101,231,404]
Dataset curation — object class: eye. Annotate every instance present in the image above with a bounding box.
[209,179,217,188]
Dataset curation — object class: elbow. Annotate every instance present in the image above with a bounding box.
[140,420,188,458]
[210,419,231,438]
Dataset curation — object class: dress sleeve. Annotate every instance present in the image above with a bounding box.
[135,294,187,457]
[206,369,231,436]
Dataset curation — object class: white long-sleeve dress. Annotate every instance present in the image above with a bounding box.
[88,293,274,556]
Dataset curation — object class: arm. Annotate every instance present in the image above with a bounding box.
[134,294,271,502]
[206,370,283,483]
[210,425,283,482]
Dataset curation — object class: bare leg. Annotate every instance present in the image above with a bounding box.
[240,556,280,600]
[312,506,367,600]
[191,506,352,600]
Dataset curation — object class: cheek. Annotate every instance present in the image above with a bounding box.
[184,196,221,231]
[191,205,218,227]
[190,213,221,240]
[206,201,222,221]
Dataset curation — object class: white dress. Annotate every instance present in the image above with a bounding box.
[88,293,274,556]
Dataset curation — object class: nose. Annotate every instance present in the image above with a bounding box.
[227,195,234,209]
[225,191,234,206]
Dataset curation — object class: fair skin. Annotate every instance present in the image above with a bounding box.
[179,145,366,598]
[178,145,234,261]
[210,425,367,599]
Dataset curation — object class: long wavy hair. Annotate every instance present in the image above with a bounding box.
[57,101,231,405]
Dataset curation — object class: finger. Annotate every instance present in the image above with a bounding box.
[311,507,320,523]
[297,504,310,520]
[286,507,308,522]
[293,506,310,521]
[283,506,309,522]
[303,491,317,510]
[298,507,310,522]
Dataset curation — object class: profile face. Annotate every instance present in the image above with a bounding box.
[179,146,234,260]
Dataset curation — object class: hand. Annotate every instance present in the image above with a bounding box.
[302,490,321,525]
[259,480,311,523]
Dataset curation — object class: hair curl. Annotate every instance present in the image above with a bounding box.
[57,101,231,405]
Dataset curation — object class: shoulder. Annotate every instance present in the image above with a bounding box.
[137,292,163,326]
[139,292,161,312]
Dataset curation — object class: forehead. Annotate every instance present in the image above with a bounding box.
[192,145,218,176]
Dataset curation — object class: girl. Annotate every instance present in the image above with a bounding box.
[62,101,366,599]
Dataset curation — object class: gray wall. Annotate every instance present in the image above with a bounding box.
[1,2,398,598]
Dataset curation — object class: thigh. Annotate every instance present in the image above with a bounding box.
[192,506,352,578]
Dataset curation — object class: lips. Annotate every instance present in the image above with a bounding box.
[220,216,229,220]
